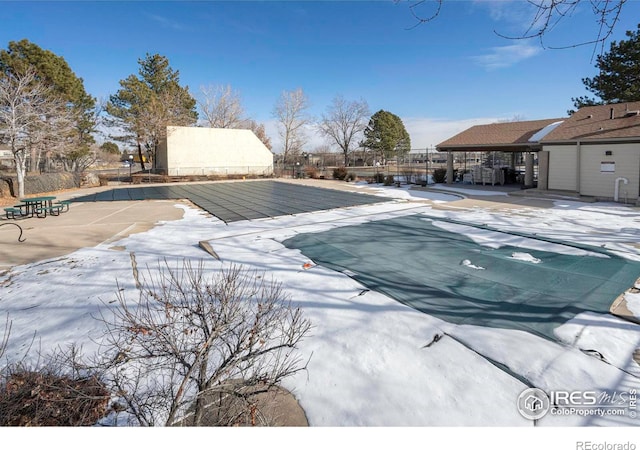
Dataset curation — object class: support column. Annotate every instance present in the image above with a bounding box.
[446,152,454,185]
[524,153,534,188]
[537,151,549,190]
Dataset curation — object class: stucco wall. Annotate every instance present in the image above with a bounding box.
[545,142,640,201]
[159,126,273,176]
[579,143,640,201]
[547,145,578,191]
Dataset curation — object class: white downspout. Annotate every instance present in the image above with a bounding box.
[615,177,628,202]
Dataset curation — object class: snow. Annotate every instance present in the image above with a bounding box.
[624,291,640,317]
[422,184,510,196]
[461,259,486,270]
[430,219,609,258]
[2,183,640,446]
[528,120,565,142]
[511,252,542,264]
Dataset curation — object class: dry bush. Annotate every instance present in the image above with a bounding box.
[0,370,110,426]
[0,344,111,426]
[332,166,348,180]
[304,166,318,179]
[97,260,312,426]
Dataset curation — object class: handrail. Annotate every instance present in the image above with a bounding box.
[0,223,26,242]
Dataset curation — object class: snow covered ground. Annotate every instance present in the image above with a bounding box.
[1,184,639,447]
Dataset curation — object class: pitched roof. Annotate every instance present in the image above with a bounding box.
[436,118,564,151]
[541,102,640,142]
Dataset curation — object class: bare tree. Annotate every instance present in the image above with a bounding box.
[241,119,273,150]
[34,99,77,173]
[272,88,310,164]
[98,260,311,426]
[317,95,370,166]
[400,0,628,54]
[197,85,273,150]
[198,84,246,129]
[0,69,67,197]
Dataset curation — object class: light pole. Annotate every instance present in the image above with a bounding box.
[396,148,401,187]
[129,154,133,183]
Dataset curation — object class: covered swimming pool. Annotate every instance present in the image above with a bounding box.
[283,214,640,341]
[71,180,390,223]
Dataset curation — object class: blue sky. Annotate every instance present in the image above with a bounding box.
[2,0,640,151]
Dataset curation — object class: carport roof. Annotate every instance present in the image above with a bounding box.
[436,118,565,152]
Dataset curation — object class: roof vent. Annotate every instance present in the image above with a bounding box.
[610,108,615,119]
[624,110,640,117]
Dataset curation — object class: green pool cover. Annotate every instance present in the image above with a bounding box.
[70,180,388,223]
[283,214,640,340]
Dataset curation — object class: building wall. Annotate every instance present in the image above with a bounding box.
[158,126,273,176]
[579,143,640,201]
[547,145,578,191]
[545,142,640,201]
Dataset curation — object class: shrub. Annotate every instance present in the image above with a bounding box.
[99,261,311,426]
[304,166,318,179]
[0,369,110,426]
[373,172,385,183]
[0,344,111,427]
[433,168,447,183]
[383,175,395,186]
[433,168,459,183]
[332,166,348,180]
[345,172,357,182]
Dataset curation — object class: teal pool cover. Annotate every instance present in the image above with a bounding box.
[283,214,640,340]
[71,180,388,223]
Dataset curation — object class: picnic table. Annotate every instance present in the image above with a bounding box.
[20,196,59,217]
[3,196,70,219]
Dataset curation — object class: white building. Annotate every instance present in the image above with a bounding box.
[0,145,14,169]
[156,126,273,177]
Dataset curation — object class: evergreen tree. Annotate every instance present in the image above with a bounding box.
[361,110,410,162]
[106,53,197,170]
[100,141,120,155]
[572,23,640,111]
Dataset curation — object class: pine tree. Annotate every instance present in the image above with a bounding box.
[361,110,411,162]
[572,23,640,111]
[106,54,197,170]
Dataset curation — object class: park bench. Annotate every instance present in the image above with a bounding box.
[55,200,71,212]
[33,204,65,218]
[4,207,22,219]
[3,204,30,219]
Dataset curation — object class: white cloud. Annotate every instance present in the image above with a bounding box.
[473,0,531,24]
[472,43,541,70]
[472,0,543,36]
[146,13,186,31]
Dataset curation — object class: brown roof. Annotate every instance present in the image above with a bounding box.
[436,118,564,152]
[541,102,640,142]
